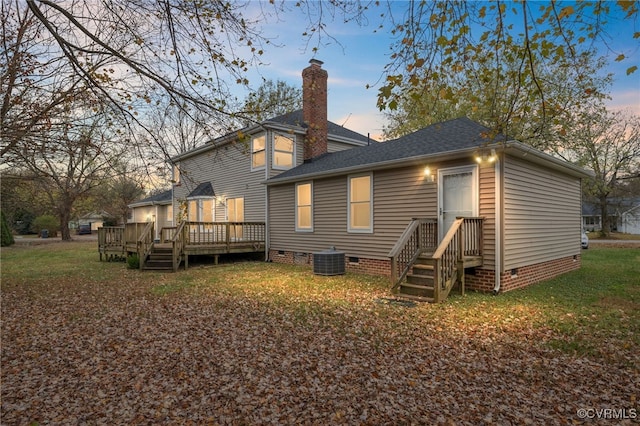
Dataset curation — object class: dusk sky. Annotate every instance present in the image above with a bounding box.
[242,1,640,141]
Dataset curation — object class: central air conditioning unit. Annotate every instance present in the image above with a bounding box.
[313,247,345,276]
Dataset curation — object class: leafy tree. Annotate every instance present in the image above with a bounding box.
[242,79,303,123]
[377,1,638,140]
[1,210,15,246]
[3,95,128,240]
[553,106,640,236]
[31,214,58,236]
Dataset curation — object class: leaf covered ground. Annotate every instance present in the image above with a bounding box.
[1,242,638,425]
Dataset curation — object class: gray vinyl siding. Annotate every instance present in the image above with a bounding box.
[173,140,266,222]
[478,162,496,270]
[269,164,439,260]
[328,139,368,153]
[503,155,581,270]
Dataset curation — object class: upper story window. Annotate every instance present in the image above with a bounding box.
[251,134,266,170]
[348,173,373,233]
[172,164,180,184]
[273,133,295,170]
[295,182,313,232]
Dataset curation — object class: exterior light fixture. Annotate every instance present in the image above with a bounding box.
[474,148,498,163]
[424,166,436,182]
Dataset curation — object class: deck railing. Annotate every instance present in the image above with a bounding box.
[171,221,185,272]
[389,217,484,301]
[97,226,125,260]
[388,218,438,289]
[160,226,177,243]
[136,222,154,270]
[183,221,265,247]
[432,217,484,302]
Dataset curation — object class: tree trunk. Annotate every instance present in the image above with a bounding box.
[599,196,610,238]
[59,208,72,241]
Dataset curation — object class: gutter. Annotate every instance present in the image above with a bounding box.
[263,145,493,186]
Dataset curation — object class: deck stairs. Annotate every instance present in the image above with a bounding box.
[397,253,438,302]
[142,244,176,271]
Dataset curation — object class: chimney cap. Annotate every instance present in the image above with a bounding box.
[309,58,324,67]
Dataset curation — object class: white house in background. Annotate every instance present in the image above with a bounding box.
[620,201,640,234]
[128,189,173,241]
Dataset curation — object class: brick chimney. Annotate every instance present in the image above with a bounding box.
[302,59,328,161]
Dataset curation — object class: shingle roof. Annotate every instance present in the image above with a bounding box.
[268,109,372,144]
[187,182,215,198]
[131,189,172,206]
[267,117,505,183]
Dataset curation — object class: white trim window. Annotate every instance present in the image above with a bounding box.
[273,133,295,170]
[251,134,266,170]
[348,173,373,233]
[295,182,313,232]
[187,198,214,222]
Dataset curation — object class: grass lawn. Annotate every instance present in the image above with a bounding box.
[1,242,638,424]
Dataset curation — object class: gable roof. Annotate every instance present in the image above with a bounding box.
[266,117,505,183]
[267,110,372,144]
[187,182,215,198]
[172,109,371,162]
[129,189,172,207]
[266,117,592,185]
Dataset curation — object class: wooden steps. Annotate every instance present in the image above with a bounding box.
[397,254,436,303]
[142,246,175,271]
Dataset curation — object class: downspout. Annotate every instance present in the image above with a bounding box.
[264,132,271,261]
[493,153,502,295]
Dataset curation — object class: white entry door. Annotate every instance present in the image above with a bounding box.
[438,166,478,240]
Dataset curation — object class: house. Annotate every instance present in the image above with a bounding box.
[265,117,592,298]
[128,189,173,241]
[116,59,590,301]
[582,198,640,234]
[170,59,372,235]
[74,211,114,232]
[619,200,640,234]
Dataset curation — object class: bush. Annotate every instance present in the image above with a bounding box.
[31,215,59,237]
[1,211,14,246]
[127,254,140,269]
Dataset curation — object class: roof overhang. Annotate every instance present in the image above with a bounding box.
[265,140,593,186]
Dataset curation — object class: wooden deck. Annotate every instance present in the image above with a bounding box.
[98,222,266,271]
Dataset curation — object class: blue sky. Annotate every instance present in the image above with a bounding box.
[242,1,640,141]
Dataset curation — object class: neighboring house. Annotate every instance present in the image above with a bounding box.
[76,211,113,232]
[582,198,640,234]
[265,117,592,295]
[620,201,640,234]
[128,189,173,241]
[170,59,372,230]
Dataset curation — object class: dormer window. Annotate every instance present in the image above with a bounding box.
[251,134,266,170]
[273,133,294,170]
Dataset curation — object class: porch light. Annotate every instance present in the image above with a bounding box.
[474,148,498,163]
[216,195,226,206]
[424,166,436,182]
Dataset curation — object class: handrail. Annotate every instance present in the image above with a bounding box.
[171,221,186,272]
[184,221,265,246]
[432,218,464,302]
[136,222,154,270]
[388,218,438,289]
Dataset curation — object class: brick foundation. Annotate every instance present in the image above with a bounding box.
[269,250,391,277]
[270,250,581,293]
[465,254,581,293]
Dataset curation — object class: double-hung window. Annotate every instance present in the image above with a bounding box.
[296,183,313,232]
[348,174,373,233]
[273,133,295,170]
[251,134,266,170]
